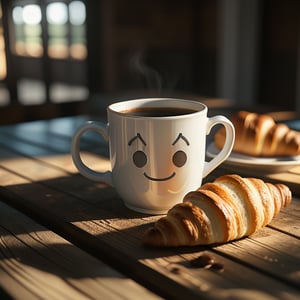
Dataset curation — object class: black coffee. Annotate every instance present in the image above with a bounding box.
[120,107,197,117]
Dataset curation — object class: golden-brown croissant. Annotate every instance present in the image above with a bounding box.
[142,174,292,247]
[214,111,300,157]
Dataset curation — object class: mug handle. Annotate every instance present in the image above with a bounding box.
[71,121,113,186]
[203,115,235,178]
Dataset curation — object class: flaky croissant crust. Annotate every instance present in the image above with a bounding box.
[214,111,300,157]
[142,175,292,247]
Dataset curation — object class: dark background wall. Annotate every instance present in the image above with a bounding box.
[1,0,300,124]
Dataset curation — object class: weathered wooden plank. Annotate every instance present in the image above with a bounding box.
[141,251,300,300]
[0,202,161,300]
[0,162,300,299]
[213,227,300,287]
[1,131,299,244]
[1,118,300,299]
[1,142,299,239]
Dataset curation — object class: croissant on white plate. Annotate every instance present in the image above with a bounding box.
[142,174,292,247]
[214,111,300,157]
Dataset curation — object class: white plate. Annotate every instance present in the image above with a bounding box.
[206,142,300,173]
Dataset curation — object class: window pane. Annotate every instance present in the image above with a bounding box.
[50,82,88,103]
[69,1,86,26]
[12,6,23,25]
[11,1,87,60]
[46,2,68,25]
[17,79,46,105]
[47,2,68,59]
[12,5,43,57]
[69,1,87,60]
[23,5,42,25]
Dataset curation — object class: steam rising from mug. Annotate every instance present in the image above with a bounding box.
[129,50,179,94]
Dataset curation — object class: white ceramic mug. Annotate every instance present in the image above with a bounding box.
[71,98,235,214]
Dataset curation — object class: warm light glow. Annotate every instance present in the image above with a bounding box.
[0,5,7,80]
[15,41,26,56]
[47,2,68,25]
[48,44,69,59]
[70,44,87,60]
[0,52,7,80]
[24,42,43,57]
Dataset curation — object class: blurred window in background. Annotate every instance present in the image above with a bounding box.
[12,4,43,57]
[0,0,88,114]
[11,1,87,60]
[46,1,87,60]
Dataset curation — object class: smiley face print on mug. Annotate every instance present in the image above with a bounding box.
[128,132,189,182]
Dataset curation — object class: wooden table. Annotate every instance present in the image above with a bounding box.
[0,114,299,299]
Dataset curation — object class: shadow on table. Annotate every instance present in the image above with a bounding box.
[1,172,299,290]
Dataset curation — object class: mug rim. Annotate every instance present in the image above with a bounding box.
[107,98,207,119]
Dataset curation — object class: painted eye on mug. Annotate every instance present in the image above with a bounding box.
[133,150,147,168]
[172,150,187,167]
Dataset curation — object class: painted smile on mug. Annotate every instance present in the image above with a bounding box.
[143,171,176,181]
[128,133,189,181]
